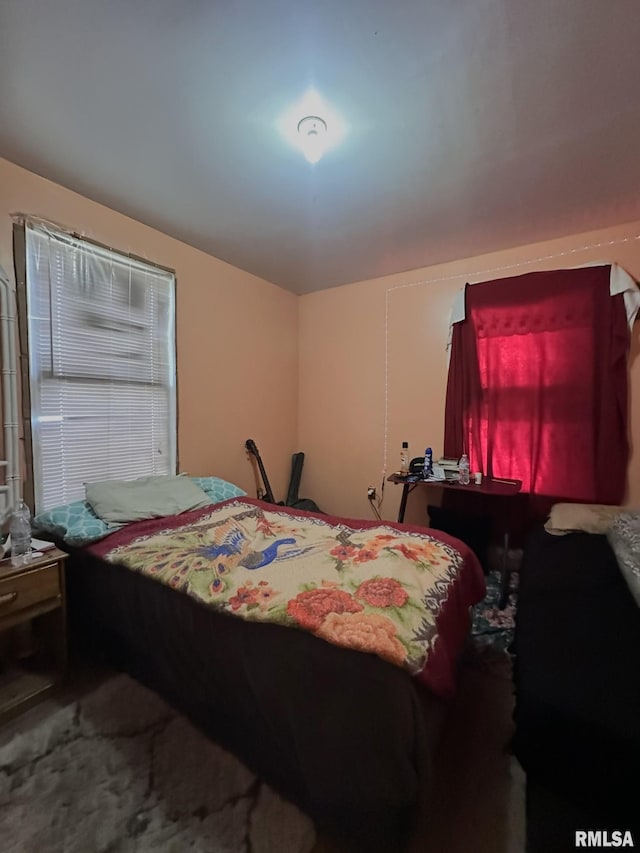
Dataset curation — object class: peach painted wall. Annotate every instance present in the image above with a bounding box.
[299,222,640,523]
[0,157,299,501]
[2,156,638,521]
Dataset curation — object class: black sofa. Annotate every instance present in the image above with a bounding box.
[512,526,640,851]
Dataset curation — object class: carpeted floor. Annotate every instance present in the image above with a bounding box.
[412,559,525,853]
[418,646,525,853]
[0,565,524,853]
[0,675,316,853]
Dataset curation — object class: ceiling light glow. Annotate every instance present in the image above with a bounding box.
[278,89,345,164]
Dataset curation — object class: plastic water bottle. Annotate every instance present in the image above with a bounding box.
[424,447,433,479]
[400,441,410,475]
[10,500,32,566]
[458,454,470,485]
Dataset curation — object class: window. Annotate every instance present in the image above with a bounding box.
[444,266,633,504]
[19,220,176,512]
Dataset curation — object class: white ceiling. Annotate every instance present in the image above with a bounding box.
[1,0,640,294]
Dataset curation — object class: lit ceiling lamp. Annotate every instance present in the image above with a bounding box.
[297,115,328,164]
[278,88,345,164]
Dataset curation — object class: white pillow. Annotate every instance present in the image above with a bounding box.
[544,503,624,536]
[85,475,212,523]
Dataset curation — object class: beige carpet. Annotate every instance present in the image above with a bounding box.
[414,646,525,853]
[0,647,524,853]
[0,675,315,853]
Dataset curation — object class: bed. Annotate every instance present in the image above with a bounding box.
[512,507,640,851]
[37,481,485,851]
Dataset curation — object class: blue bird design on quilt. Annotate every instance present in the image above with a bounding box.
[199,528,245,560]
[238,538,300,569]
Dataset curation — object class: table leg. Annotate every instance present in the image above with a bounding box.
[498,529,511,608]
[397,484,410,524]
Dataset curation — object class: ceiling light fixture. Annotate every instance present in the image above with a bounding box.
[278,88,346,165]
[297,115,328,164]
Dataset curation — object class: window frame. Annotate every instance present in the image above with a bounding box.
[13,220,178,514]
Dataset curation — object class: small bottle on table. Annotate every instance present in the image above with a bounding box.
[400,442,410,475]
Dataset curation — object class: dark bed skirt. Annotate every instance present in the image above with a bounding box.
[66,546,443,851]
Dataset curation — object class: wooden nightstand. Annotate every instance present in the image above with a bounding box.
[0,548,68,723]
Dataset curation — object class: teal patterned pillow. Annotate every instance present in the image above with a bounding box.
[191,477,246,503]
[33,500,122,546]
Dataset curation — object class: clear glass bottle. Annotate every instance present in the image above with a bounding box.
[458,453,470,485]
[10,499,32,566]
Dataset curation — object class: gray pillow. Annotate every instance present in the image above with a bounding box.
[606,512,640,609]
[85,475,212,524]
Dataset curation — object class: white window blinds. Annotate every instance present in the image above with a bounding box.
[25,221,176,513]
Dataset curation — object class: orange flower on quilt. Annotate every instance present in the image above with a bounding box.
[353,545,378,563]
[372,534,396,544]
[287,588,363,631]
[355,577,409,608]
[412,540,447,564]
[393,542,422,561]
[316,612,407,666]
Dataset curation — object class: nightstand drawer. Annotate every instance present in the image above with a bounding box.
[0,564,61,618]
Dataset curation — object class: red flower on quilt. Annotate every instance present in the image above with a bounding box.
[256,584,279,609]
[329,544,357,561]
[355,577,409,608]
[229,584,259,611]
[287,588,363,631]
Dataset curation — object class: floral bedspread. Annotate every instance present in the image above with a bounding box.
[102,499,476,675]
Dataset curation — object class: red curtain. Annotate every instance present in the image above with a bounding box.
[444,266,630,504]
